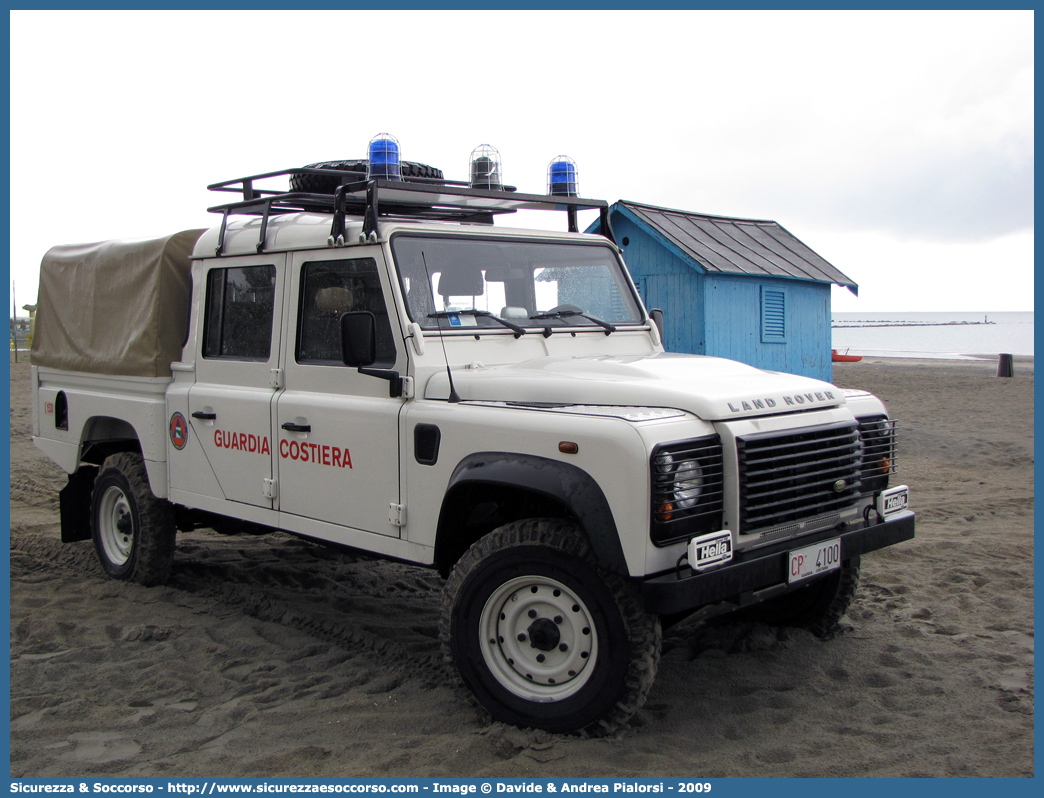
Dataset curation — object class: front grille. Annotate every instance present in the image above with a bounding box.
[857,415,897,494]
[650,436,724,546]
[737,422,862,534]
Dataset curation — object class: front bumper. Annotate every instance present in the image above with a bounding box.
[642,510,915,615]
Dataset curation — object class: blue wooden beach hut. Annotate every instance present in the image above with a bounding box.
[589,201,858,382]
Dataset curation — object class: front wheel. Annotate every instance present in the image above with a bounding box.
[91,453,176,586]
[441,519,660,735]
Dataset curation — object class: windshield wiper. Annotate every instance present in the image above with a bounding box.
[428,309,527,338]
[529,309,616,335]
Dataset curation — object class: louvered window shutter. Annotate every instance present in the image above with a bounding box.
[761,287,786,343]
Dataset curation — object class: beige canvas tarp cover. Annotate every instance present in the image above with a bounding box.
[32,229,206,377]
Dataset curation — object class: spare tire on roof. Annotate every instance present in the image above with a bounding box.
[290,159,444,193]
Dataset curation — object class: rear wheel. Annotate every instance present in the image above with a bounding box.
[441,518,660,735]
[741,556,861,637]
[91,453,176,586]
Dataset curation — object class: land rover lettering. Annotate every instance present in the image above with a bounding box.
[727,390,835,413]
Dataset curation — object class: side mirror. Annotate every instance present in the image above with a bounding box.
[341,311,377,367]
[649,308,665,340]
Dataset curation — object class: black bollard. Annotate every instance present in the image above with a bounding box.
[997,353,1014,377]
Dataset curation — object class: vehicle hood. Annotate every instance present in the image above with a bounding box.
[424,352,845,420]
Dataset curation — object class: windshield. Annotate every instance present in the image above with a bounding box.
[391,235,644,331]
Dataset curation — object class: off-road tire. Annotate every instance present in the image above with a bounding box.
[91,452,176,586]
[290,159,444,193]
[740,556,861,637]
[440,518,660,735]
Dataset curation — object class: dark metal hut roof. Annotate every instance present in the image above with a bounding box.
[612,200,857,293]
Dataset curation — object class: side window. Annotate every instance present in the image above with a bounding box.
[202,265,277,360]
[297,258,396,367]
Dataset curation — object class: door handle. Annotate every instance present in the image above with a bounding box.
[281,422,311,433]
[191,411,217,420]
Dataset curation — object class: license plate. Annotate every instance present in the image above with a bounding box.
[788,537,841,584]
[877,485,909,517]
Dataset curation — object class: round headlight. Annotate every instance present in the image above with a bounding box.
[673,458,704,510]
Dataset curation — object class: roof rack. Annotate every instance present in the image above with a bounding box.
[206,166,616,256]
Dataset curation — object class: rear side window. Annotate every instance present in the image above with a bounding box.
[202,265,276,360]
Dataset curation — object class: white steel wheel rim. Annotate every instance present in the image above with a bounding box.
[479,574,599,702]
[98,485,134,566]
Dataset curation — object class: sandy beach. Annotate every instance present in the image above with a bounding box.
[9,354,1034,778]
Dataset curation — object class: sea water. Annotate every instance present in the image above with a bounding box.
[831,311,1034,359]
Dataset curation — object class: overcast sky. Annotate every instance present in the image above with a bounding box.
[8,9,1034,313]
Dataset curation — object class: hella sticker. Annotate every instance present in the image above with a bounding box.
[688,530,733,572]
[877,485,910,517]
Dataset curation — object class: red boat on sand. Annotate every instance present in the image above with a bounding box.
[832,349,863,363]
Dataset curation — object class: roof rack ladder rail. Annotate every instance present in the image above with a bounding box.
[328,184,351,247]
[362,180,380,243]
[215,209,230,256]
[256,199,273,253]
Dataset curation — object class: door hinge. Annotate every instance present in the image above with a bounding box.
[270,368,284,389]
[388,503,406,527]
[263,478,278,500]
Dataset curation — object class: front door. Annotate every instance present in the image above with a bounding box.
[275,248,405,535]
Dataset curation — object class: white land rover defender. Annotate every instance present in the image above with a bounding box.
[30,142,914,735]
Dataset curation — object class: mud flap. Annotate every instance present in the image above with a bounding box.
[59,466,99,543]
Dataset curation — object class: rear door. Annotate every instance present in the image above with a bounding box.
[186,254,285,508]
[275,248,406,535]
